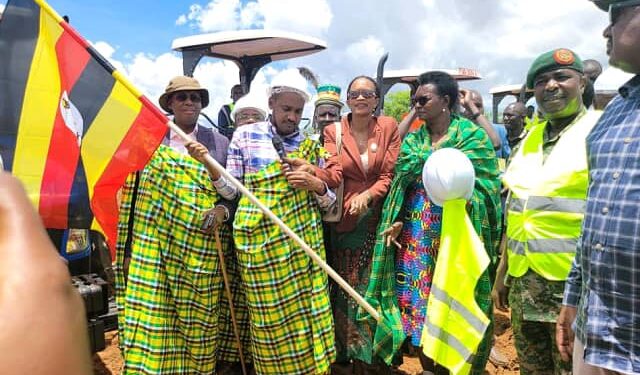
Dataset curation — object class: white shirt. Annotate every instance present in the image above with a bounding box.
[169,126,198,155]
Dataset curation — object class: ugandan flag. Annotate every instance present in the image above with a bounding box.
[0,0,168,256]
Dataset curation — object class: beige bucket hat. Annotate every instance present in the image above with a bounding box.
[158,76,210,113]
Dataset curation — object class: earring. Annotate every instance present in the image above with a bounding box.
[442,107,446,113]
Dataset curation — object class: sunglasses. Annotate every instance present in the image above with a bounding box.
[411,96,432,106]
[174,92,202,103]
[610,0,640,24]
[347,90,377,100]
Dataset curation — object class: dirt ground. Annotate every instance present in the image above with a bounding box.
[93,310,519,374]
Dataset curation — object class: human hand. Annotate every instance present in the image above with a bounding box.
[282,157,315,175]
[186,141,209,164]
[491,275,510,311]
[0,172,92,374]
[285,171,325,194]
[200,205,229,233]
[556,305,577,362]
[381,221,403,248]
[459,89,479,114]
[348,191,372,216]
[186,141,220,180]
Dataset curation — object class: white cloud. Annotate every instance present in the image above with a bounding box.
[595,66,635,90]
[257,0,332,37]
[175,14,187,26]
[117,0,617,124]
[197,0,243,32]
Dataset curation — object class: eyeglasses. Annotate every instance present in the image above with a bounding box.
[347,90,377,100]
[236,113,265,122]
[174,92,202,103]
[411,96,432,106]
[610,0,640,24]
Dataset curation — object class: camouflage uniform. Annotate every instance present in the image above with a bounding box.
[505,118,581,375]
[508,270,572,374]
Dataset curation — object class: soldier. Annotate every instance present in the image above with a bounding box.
[493,48,601,374]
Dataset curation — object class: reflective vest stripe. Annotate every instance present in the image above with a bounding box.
[509,196,585,214]
[424,322,475,364]
[508,237,577,255]
[430,285,487,335]
[526,196,586,213]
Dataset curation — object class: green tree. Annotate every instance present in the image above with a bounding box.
[383,90,411,122]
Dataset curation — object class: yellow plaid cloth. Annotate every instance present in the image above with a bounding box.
[233,139,335,374]
[115,145,251,374]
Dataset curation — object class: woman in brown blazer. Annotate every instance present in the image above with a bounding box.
[319,75,401,374]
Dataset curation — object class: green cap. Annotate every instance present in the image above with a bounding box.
[526,48,584,89]
[315,84,343,108]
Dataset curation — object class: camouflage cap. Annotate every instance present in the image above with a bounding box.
[526,48,584,89]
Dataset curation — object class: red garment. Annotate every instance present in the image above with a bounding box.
[401,112,424,133]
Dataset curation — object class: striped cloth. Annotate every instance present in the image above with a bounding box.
[233,138,335,374]
[115,145,251,374]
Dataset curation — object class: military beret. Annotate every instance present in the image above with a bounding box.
[526,48,584,89]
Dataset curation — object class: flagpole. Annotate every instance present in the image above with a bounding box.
[167,121,381,322]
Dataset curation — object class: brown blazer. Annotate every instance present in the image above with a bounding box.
[316,114,401,233]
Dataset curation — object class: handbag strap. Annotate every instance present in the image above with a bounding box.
[335,121,342,156]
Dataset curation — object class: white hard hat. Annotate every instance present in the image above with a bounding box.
[268,69,311,102]
[231,92,268,122]
[422,148,475,206]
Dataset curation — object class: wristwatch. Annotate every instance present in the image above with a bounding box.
[469,112,481,120]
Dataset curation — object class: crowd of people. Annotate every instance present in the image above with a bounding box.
[113,1,640,374]
[1,1,638,375]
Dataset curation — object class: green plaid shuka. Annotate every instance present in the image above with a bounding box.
[233,139,335,375]
[115,145,251,374]
[359,116,502,372]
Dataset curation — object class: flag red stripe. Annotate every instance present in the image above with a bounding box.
[38,25,90,228]
[92,104,167,254]
[38,113,79,227]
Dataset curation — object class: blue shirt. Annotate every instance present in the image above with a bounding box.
[493,123,511,159]
[563,75,640,374]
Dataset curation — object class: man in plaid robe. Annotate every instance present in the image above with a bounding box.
[115,76,251,374]
[210,71,337,374]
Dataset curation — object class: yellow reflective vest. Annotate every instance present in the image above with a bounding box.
[421,199,490,375]
[503,110,600,281]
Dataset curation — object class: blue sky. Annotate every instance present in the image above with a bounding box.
[45,0,193,58]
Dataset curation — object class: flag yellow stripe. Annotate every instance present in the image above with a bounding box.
[81,80,142,202]
[35,0,65,24]
[13,11,63,209]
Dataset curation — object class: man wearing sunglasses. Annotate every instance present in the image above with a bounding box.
[556,2,640,374]
[116,76,252,374]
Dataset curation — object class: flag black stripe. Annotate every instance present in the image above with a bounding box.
[65,49,116,228]
[87,44,116,74]
[69,56,116,135]
[67,159,93,228]
[0,0,40,171]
